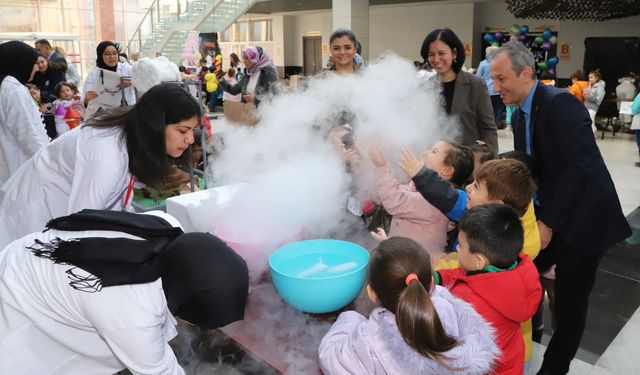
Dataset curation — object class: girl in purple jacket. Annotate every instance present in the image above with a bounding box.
[319,237,499,374]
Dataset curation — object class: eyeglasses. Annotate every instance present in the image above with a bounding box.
[100,69,122,94]
[103,52,119,57]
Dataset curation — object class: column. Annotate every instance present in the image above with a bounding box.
[332,0,369,60]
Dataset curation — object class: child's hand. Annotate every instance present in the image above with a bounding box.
[398,148,424,178]
[368,145,388,167]
[370,227,388,242]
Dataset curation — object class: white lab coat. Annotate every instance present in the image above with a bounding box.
[0,76,49,185]
[0,227,185,375]
[82,62,136,109]
[0,125,131,249]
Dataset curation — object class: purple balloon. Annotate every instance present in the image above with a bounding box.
[542,41,552,51]
[548,68,556,77]
[494,31,504,41]
[518,34,527,42]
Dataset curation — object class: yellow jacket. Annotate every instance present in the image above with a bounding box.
[204,72,219,93]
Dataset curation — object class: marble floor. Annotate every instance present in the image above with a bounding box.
[496,128,640,375]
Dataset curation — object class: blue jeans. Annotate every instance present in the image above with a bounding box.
[208,91,217,111]
[635,130,640,151]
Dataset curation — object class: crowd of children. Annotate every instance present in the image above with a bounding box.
[320,130,548,374]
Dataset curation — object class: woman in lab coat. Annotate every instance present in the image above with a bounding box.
[83,40,136,120]
[0,41,49,186]
[0,82,199,248]
[0,209,249,375]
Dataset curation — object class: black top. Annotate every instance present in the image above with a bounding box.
[442,79,456,115]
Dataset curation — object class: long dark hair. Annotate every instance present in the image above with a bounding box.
[420,28,466,73]
[369,237,459,363]
[229,52,240,67]
[86,83,201,189]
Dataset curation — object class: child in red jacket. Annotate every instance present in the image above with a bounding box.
[434,204,542,375]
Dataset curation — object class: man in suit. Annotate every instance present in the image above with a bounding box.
[35,39,67,73]
[490,41,631,375]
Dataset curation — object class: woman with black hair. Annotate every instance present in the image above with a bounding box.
[0,41,49,186]
[0,209,249,374]
[420,28,497,153]
[83,41,136,118]
[0,83,200,248]
[30,53,66,103]
[327,28,362,74]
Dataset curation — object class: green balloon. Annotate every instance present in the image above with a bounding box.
[510,25,521,36]
[537,61,548,70]
[491,41,500,47]
[534,36,544,45]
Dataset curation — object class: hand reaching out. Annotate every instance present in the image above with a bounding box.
[370,227,389,242]
[398,148,424,178]
[368,144,388,167]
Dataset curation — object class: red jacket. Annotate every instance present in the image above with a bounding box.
[437,253,541,374]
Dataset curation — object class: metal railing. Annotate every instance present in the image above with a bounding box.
[125,0,256,64]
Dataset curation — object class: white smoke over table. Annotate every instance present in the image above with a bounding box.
[208,52,457,241]
[183,53,458,373]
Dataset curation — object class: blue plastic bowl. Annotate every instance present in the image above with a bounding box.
[269,239,369,313]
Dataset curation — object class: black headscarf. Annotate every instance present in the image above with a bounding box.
[30,209,249,330]
[0,40,39,85]
[96,41,119,72]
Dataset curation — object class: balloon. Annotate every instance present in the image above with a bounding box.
[484,33,495,43]
[537,61,548,70]
[491,41,500,47]
[543,29,552,41]
[510,24,521,36]
[534,36,544,45]
[494,31,504,41]
[548,56,560,66]
[518,34,527,42]
[549,35,558,45]
[542,41,552,51]
[520,25,529,35]
[548,68,556,77]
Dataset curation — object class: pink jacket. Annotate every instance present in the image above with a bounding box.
[375,167,449,254]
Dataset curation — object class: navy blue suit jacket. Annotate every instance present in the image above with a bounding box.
[513,83,630,254]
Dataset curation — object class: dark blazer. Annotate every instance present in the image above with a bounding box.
[449,70,498,152]
[48,52,68,73]
[513,83,630,254]
[219,65,277,107]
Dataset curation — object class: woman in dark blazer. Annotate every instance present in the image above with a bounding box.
[421,28,498,152]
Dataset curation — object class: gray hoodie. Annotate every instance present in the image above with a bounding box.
[584,80,606,112]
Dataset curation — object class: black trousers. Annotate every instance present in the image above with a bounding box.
[534,235,604,374]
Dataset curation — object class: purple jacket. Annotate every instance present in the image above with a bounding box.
[319,285,499,374]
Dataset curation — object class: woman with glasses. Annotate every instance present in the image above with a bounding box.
[82,41,136,119]
[0,83,199,249]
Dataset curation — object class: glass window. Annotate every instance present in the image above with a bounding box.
[251,21,262,41]
[238,21,247,42]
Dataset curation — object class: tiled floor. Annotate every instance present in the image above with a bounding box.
[496,128,640,375]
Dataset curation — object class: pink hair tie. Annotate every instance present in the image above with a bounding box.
[405,273,419,286]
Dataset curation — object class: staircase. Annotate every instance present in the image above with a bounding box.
[126,0,256,65]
